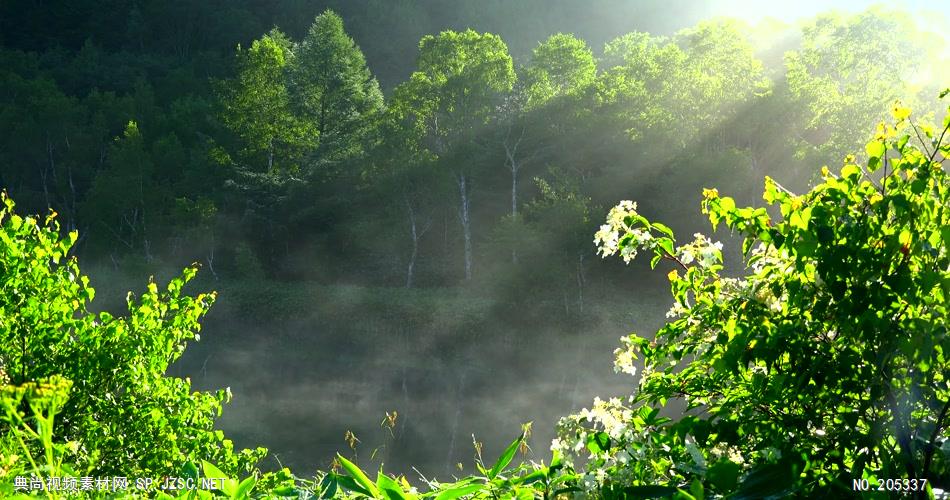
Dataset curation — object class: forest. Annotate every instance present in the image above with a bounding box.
[1,0,950,498]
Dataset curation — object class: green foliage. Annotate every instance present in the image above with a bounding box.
[291,10,384,169]
[81,121,161,256]
[783,9,942,164]
[320,432,580,500]
[0,376,73,498]
[523,33,596,107]
[392,29,515,155]
[219,28,316,175]
[4,4,950,497]
[598,20,768,145]
[0,193,264,487]
[563,102,950,496]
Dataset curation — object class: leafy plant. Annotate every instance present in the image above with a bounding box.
[324,432,579,500]
[0,376,75,498]
[559,96,950,497]
[0,192,265,482]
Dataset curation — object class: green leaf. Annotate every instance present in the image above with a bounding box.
[271,485,298,497]
[896,134,909,151]
[840,164,861,180]
[201,461,235,496]
[338,454,381,498]
[899,229,912,247]
[586,431,611,454]
[707,460,741,492]
[656,237,674,257]
[377,471,407,500]
[334,474,372,497]
[233,476,257,500]
[652,222,675,239]
[201,460,230,480]
[319,474,338,499]
[789,209,809,230]
[488,433,524,479]
[512,470,546,485]
[719,196,736,213]
[866,140,885,159]
[434,483,484,500]
[181,461,199,481]
[689,479,704,500]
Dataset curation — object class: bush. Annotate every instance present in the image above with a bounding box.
[556,98,950,498]
[0,192,264,486]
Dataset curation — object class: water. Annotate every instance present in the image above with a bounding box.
[166,282,668,480]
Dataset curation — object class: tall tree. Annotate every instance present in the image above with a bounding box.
[492,33,596,263]
[392,29,515,280]
[218,28,314,175]
[290,10,384,173]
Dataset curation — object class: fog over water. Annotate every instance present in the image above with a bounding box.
[161,280,670,477]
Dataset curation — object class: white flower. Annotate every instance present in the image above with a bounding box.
[698,240,723,268]
[665,301,687,318]
[595,224,620,257]
[679,248,695,265]
[631,228,652,244]
[620,244,638,263]
[614,336,641,375]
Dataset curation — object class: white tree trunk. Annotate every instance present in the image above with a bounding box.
[503,126,527,264]
[457,173,473,280]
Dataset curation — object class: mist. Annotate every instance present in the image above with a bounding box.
[3,0,948,486]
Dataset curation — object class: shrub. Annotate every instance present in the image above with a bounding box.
[556,98,950,498]
[0,192,264,486]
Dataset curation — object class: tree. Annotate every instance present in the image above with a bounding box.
[82,121,164,260]
[290,10,383,173]
[556,99,950,497]
[523,33,596,106]
[784,9,937,169]
[362,108,446,288]
[218,28,314,175]
[599,21,767,148]
[505,33,596,221]
[673,20,769,150]
[392,29,515,280]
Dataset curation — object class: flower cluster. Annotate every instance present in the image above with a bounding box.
[594,200,652,262]
[676,233,723,269]
[613,335,639,376]
[552,394,696,493]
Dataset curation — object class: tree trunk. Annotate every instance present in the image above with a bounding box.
[510,163,519,264]
[576,252,586,315]
[267,138,275,172]
[406,202,418,288]
[503,125,526,264]
[457,173,473,281]
[510,159,518,218]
